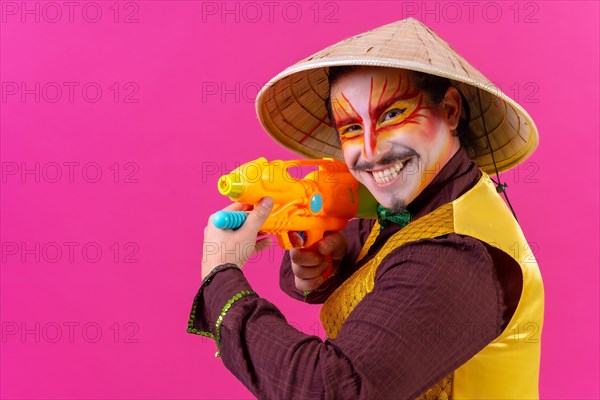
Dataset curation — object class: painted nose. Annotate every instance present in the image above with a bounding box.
[362,125,390,162]
[362,124,377,161]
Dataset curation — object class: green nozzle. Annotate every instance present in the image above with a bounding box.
[217,173,244,199]
[356,183,378,219]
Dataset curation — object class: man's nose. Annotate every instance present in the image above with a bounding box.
[362,125,389,162]
[362,124,377,161]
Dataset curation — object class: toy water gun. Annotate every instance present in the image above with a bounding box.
[212,157,377,250]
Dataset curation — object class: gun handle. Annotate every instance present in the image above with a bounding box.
[276,231,334,280]
[321,255,334,280]
[303,231,333,280]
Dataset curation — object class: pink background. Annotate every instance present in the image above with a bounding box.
[1,1,598,399]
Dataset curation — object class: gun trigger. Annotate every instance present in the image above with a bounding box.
[276,234,294,250]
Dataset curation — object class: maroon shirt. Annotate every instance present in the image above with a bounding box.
[188,146,523,399]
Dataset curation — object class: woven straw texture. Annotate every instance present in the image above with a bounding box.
[256,18,538,174]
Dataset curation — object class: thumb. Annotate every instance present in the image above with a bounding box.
[243,197,274,233]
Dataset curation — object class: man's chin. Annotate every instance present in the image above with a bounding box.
[388,200,408,214]
[371,192,408,214]
[379,198,407,214]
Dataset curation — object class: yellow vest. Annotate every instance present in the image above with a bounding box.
[320,171,544,399]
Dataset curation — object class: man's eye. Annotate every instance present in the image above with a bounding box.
[342,125,362,135]
[382,108,407,122]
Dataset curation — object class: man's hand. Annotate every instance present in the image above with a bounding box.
[288,231,348,292]
[201,197,274,280]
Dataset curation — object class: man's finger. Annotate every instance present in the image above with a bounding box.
[290,248,322,266]
[242,197,274,233]
[292,258,329,279]
[289,231,304,248]
[295,276,324,292]
[317,232,348,260]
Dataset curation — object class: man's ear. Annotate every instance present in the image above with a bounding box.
[442,86,461,132]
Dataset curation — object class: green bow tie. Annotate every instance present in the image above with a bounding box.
[376,203,413,231]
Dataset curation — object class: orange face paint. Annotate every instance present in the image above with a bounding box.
[332,70,431,157]
[329,67,460,213]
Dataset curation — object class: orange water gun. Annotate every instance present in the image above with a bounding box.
[212,157,377,250]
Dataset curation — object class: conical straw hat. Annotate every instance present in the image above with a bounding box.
[255,18,538,174]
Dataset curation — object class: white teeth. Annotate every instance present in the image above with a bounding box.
[371,160,407,184]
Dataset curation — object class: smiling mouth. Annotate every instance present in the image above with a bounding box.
[367,157,414,185]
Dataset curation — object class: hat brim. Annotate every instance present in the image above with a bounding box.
[255,19,539,174]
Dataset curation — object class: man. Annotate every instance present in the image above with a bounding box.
[188,18,544,399]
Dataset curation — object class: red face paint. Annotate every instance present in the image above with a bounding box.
[332,70,431,157]
[329,67,460,213]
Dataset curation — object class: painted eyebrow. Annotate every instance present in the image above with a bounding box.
[335,116,361,128]
[336,87,418,127]
[370,94,413,122]
[334,94,415,128]
[333,92,363,128]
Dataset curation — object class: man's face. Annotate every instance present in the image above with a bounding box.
[330,67,460,212]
